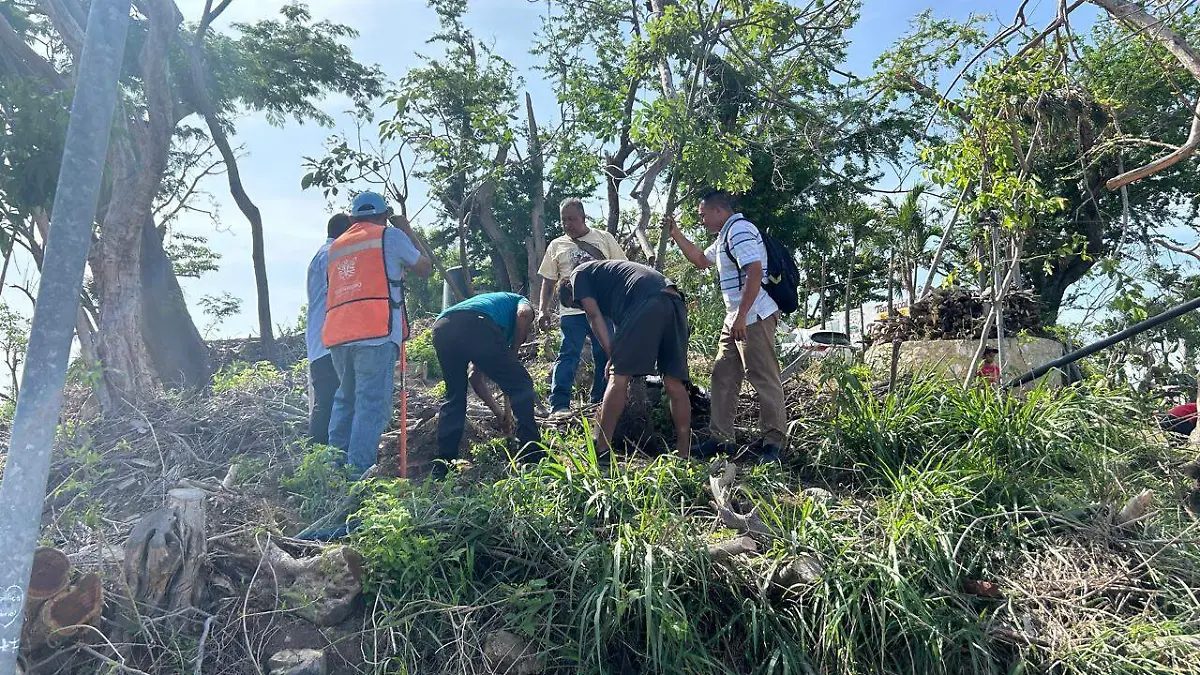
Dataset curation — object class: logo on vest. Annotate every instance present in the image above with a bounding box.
[336,258,358,280]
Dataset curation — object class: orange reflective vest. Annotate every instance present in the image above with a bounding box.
[322,223,407,348]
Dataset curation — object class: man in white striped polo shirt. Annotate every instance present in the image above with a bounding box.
[667,190,786,463]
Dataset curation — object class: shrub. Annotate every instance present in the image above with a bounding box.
[212,361,283,394]
[352,379,1200,675]
[280,444,356,523]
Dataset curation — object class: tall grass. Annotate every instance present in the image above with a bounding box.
[352,374,1200,674]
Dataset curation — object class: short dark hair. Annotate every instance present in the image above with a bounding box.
[700,189,735,212]
[327,213,351,239]
[558,280,576,308]
[983,347,999,356]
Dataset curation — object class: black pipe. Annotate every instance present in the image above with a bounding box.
[1006,294,1200,389]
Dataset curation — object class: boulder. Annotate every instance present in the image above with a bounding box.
[485,630,542,675]
[267,648,327,675]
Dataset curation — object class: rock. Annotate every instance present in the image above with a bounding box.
[1181,459,1200,485]
[1115,489,1154,528]
[803,487,834,504]
[484,630,542,675]
[264,544,364,627]
[963,579,1003,598]
[769,554,824,596]
[267,648,327,675]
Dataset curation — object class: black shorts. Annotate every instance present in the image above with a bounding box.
[610,292,689,381]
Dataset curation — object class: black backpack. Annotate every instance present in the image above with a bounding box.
[722,218,801,314]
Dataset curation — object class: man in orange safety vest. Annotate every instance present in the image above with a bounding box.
[322,191,432,475]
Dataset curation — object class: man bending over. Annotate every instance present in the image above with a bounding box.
[559,260,691,459]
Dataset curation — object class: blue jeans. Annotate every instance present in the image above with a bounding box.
[550,314,612,411]
[329,342,398,474]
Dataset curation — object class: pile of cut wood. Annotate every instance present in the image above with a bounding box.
[867,289,1043,345]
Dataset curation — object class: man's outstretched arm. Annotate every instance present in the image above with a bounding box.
[666,214,712,270]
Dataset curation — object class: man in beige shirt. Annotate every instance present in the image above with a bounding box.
[537,198,627,417]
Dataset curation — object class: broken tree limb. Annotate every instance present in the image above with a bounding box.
[1090,0,1200,189]
[706,536,758,561]
[707,462,774,540]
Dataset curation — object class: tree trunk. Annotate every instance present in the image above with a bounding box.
[31,209,112,410]
[525,93,547,282]
[843,241,854,337]
[187,27,275,360]
[474,144,523,292]
[819,254,828,328]
[456,208,476,297]
[140,218,211,388]
[653,174,681,270]
[92,0,181,403]
[631,150,670,263]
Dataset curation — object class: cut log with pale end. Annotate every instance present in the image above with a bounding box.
[28,547,71,602]
[123,488,207,612]
[24,572,103,649]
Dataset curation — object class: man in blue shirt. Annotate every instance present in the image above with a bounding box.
[433,292,540,477]
[325,192,433,475]
[304,213,350,446]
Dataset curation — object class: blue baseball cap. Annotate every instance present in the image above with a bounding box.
[351,191,388,218]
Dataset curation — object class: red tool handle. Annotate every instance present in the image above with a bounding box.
[399,342,408,478]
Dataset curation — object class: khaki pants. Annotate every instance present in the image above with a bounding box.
[709,312,787,447]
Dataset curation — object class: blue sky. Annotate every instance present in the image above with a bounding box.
[169,0,1102,338]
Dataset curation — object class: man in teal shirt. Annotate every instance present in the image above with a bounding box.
[432,292,540,477]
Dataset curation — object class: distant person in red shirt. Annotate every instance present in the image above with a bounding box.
[978,347,1000,385]
[1164,401,1198,438]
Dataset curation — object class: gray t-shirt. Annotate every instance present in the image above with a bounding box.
[569,260,671,326]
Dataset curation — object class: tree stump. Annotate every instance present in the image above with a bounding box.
[123,488,207,612]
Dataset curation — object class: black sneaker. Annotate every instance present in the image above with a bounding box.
[695,438,737,460]
[757,445,782,465]
[428,461,450,481]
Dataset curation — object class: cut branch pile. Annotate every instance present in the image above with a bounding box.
[866,289,1043,345]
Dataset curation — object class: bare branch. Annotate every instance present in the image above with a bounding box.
[1090,0,1200,188]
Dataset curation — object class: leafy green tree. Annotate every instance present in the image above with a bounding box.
[0,0,383,405]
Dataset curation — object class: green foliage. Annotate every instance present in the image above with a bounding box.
[281,444,356,523]
[165,231,221,279]
[198,292,243,338]
[354,377,1197,674]
[198,3,385,127]
[0,301,29,399]
[406,328,442,379]
[211,361,283,394]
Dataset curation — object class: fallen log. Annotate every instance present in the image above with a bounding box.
[706,536,758,561]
